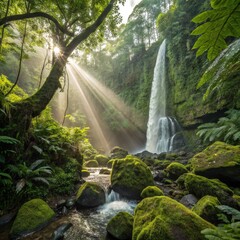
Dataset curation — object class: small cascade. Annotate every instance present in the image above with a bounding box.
[106,190,120,203]
[146,40,184,153]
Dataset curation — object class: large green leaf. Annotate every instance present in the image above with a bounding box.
[191,1,240,60]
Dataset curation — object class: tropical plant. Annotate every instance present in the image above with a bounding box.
[191,0,240,61]
[197,109,240,144]
[202,205,240,240]
[7,159,52,193]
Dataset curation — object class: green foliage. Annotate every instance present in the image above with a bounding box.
[191,0,240,61]
[197,109,240,144]
[201,205,240,240]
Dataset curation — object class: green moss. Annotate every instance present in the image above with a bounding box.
[141,186,164,199]
[111,155,154,199]
[76,182,105,208]
[184,173,234,206]
[192,195,220,224]
[165,162,188,180]
[153,160,171,170]
[94,154,109,166]
[133,196,214,240]
[106,211,133,240]
[99,168,111,175]
[107,159,115,168]
[10,199,55,237]
[190,141,240,173]
[84,160,99,167]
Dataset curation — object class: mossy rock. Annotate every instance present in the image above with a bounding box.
[10,199,55,238]
[153,160,171,170]
[84,160,99,167]
[110,146,128,159]
[133,196,214,240]
[94,154,109,166]
[76,182,105,208]
[192,195,221,224]
[106,211,133,240]
[99,168,111,175]
[190,141,240,186]
[141,186,164,199]
[184,173,238,208]
[81,169,90,177]
[165,162,188,180]
[111,155,154,199]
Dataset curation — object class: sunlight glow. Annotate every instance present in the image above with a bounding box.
[54,46,61,55]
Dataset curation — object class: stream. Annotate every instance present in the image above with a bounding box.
[0,168,137,240]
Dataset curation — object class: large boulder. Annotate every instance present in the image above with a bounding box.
[111,155,154,199]
[10,199,55,238]
[76,182,105,208]
[94,154,109,166]
[190,141,240,186]
[183,173,238,208]
[106,211,133,240]
[192,195,221,224]
[133,196,214,240]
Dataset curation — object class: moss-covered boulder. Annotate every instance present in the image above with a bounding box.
[10,199,55,238]
[141,186,164,199]
[94,154,109,166]
[106,212,133,240]
[153,160,171,170]
[192,195,220,224]
[84,160,99,167]
[110,146,128,159]
[76,182,105,208]
[111,155,154,199]
[184,173,238,208]
[133,196,214,240]
[190,141,240,186]
[165,162,188,180]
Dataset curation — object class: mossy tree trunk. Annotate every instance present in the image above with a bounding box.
[0,0,116,138]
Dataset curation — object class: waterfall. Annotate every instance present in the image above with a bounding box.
[146,40,183,153]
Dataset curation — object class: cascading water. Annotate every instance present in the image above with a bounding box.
[146,39,183,153]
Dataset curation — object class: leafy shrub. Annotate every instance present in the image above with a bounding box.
[197,109,240,144]
[201,205,240,240]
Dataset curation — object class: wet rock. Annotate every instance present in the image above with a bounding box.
[10,198,55,238]
[133,196,214,240]
[81,169,90,177]
[56,199,66,211]
[180,194,198,209]
[107,212,133,240]
[190,141,240,186]
[99,168,111,175]
[52,223,73,240]
[0,212,16,229]
[153,170,166,182]
[111,155,154,199]
[65,198,75,209]
[76,182,105,208]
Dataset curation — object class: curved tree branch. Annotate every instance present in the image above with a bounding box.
[66,0,115,54]
[0,11,74,36]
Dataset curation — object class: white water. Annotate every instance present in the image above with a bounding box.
[146,40,180,153]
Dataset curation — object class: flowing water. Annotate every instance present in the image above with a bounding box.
[146,40,184,153]
[4,168,136,240]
